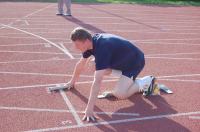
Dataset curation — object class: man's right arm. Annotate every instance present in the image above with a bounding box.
[69,57,89,86]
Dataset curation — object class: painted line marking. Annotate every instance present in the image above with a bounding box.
[0,79,117,91]
[2,21,81,126]
[24,20,29,25]
[0,106,139,116]
[189,116,200,120]
[0,52,199,63]
[60,90,84,126]
[0,4,53,30]
[0,58,70,64]
[1,24,73,59]
[0,50,79,56]
[0,50,64,55]
[0,43,50,47]
[146,56,200,61]
[61,120,72,125]
[1,71,200,79]
[2,41,198,47]
[0,71,93,78]
[23,5,54,19]
[146,52,200,57]
[157,74,200,79]
[158,78,200,83]
[0,77,200,91]
[24,111,200,132]
[0,36,36,39]
[22,20,200,24]
[139,42,200,46]
[16,20,29,26]
[59,42,74,59]
[22,24,82,126]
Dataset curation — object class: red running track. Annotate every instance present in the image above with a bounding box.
[0,2,200,132]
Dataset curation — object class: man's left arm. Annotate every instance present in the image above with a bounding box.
[83,69,106,122]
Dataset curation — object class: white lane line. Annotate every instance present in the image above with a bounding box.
[140,42,200,46]
[0,43,49,47]
[157,74,200,79]
[18,23,200,29]
[1,41,198,47]
[146,56,200,61]
[60,90,83,126]
[0,106,139,117]
[0,50,80,56]
[7,29,200,36]
[0,79,118,91]
[158,78,200,83]
[146,52,200,57]
[2,15,81,126]
[24,20,29,25]
[0,4,53,30]
[0,71,94,78]
[0,77,199,91]
[0,58,68,64]
[0,50,64,55]
[0,106,68,113]
[16,20,30,26]
[0,36,36,39]
[59,42,74,59]
[23,5,54,19]
[22,20,200,24]
[1,71,200,80]
[1,24,74,59]
[134,38,200,42]
[18,27,200,31]
[0,52,199,63]
[25,28,81,125]
[24,111,200,132]
[189,116,200,120]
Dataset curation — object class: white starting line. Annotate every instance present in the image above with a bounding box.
[24,111,200,132]
[0,106,140,117]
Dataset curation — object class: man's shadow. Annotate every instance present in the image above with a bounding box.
[62,16,105,33]
[71,88,190,132]
[112,94,190,132]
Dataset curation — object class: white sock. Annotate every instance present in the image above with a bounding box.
[135,76,153,92]
[135,79,143,92]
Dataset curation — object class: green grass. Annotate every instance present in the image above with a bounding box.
[74,0,200,6]
[1,0,200,6]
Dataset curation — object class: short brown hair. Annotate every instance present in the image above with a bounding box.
[70,27,92,41]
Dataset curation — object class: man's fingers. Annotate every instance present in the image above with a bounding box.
[82,116,96,122]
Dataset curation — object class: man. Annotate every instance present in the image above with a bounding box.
[66,27,156,122]
[57,0,71,16]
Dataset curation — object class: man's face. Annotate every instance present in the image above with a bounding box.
[73,40,88,52]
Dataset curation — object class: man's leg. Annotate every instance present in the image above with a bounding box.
[64,0,71,15]
[112,75,140,99]
[57,0,64,15]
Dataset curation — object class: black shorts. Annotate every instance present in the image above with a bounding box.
[122,58,145,80]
